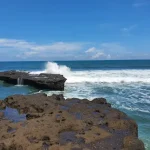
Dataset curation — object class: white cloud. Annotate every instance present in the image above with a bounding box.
[85,46,106,59]
[0,38,85,59]
[84,42,129,60]
[107,54,111,59]
[85,47,96,53]
[92,52,112,60]
[0,38,138,60]
[30,42,82,51]
[0,39,83,51]
[0,39,33,49]
[92,52,105,59]
[101,42,126,52]
[24,51,38,56]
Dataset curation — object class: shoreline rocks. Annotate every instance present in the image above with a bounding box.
[0,94,145,150]
[0,70,66,91]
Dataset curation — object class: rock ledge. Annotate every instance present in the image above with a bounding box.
[0,71,66,91]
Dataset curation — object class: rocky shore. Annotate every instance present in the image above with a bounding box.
[0,71,66,91]
[0,93,145,150]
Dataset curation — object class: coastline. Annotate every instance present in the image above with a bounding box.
[0,60,149,149]
[0,93,145,150]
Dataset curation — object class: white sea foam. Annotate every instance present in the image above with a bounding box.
[120,105,150,113]
[30,62,71,76]
[30,62,150,83]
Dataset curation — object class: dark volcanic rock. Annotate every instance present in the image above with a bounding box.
[0,94,145,150]
[92,98,107,104]
[0,100,6,109]
[0,70,66,91]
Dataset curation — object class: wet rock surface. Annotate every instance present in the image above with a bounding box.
[0,94,145,150]
[0,70,66,91]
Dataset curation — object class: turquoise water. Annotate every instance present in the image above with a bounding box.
[0,60,150,149]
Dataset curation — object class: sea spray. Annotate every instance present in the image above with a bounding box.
[30,62,150,84]
[44,62,71,76]
[30,62,71,76]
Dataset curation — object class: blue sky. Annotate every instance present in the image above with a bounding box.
[0,0,150,61]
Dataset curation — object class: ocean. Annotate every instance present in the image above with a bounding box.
[0,60,150,149]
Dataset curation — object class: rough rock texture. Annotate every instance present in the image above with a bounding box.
[0,71,66,91]
[0,112,4,119]
[0,100,6,109]
[0,94,145,150]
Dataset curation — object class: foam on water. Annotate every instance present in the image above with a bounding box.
[30,62,71,76]
[31,62,150,83]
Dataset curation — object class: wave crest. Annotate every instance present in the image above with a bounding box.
[30,62,71,76]
[30,62,150,84]
[44,62,71,75]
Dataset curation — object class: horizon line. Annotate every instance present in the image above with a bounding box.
[0,59,150,62]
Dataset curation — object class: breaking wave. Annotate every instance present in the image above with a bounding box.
[30,62,150,84]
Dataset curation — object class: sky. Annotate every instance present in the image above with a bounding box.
[0,0,150,61]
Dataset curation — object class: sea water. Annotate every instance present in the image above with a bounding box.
[0,60,150,149]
